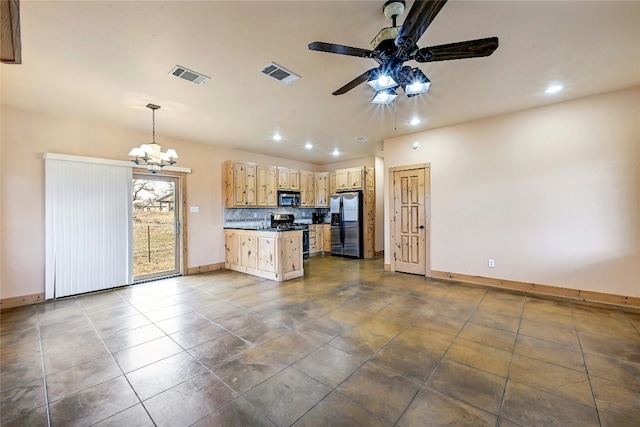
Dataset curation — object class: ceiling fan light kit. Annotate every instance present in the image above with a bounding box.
[371,88,399,105]
[404,69,431,96]
[308,0,498,104]
[368,74,398,91]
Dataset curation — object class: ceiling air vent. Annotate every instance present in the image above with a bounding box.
[169,65,210,85]
[260,62,300,85]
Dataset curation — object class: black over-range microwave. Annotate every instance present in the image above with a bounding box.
[278,191,301,207]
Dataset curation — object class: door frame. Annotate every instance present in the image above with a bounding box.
[132,169,188,280]
[389,163,431,276]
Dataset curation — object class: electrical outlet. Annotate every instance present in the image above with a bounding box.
[488,259,495,268]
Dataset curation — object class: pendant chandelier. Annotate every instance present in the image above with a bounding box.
[128,104,178,173]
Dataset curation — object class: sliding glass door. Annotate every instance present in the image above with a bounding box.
[132,173,181,281]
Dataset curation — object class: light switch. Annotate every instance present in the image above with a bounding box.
[190,206,200,213]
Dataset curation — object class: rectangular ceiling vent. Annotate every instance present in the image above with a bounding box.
[169,65,210,85]
[260,62,300,85]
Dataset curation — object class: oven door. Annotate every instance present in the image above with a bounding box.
[302,229,310,259]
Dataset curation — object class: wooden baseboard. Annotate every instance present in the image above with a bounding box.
[1,293,45,310]
[374,250,384,257]
[186,262,225,275]
[431,270,640,309]
[384,263,391,271]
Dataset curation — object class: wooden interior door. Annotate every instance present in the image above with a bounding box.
[391,165,430,275]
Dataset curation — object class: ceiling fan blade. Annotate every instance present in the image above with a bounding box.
[395,0,448,52]
[413,37,499,62]
[309,42,373,58]
[332,69,374,95]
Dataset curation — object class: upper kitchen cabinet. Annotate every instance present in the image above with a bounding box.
[257,165,277,207]
[315,172,329,207]
[278,167,300,191]
[335,169,349,191]
[300,170,316,207]
[348,167,364,189]
[333,166,372,191]
[225,161,257,207]
[225,161,278,208]
[329,172,336,195]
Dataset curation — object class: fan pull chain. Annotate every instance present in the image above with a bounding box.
[394,96,398,131]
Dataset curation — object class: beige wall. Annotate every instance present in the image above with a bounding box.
[384,87,640,298]
[0,107,321,300]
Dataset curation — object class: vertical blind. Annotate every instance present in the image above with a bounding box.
[45,158,133,298]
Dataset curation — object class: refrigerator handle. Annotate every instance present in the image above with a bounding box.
[339,197,345,245]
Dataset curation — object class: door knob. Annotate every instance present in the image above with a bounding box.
[418,225,425,229]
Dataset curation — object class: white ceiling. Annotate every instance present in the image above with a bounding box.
[3,1,639,165]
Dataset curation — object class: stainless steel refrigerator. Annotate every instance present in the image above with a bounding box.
[330,191,363,258]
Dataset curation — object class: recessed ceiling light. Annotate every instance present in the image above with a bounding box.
[305,142,313,149]
[273,133,282,141]
[545,84,564,94]
[409,117,421,125]
[332,149,340,156]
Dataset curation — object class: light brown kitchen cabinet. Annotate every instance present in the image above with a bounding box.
[277,167,300,191]
[365,189,375,222]
[335,169,349,191]
[300,170,316,207]
[315,224,324,253]
[323,224,331,253]
[289,169,300,190]
[240,235,257,269]
[348,167,363,189]
[309,224,325,255]
[277,167,289,190]
[363,167,375,258]
[225,229,303,281]
[257,165,277,207]
[225,161,257,207]
[365,221,375,258]
[329,172,336,195]
[365,166,374,189]
[315,172,329,207]
[309,224,318,254]
[334,167,365,191]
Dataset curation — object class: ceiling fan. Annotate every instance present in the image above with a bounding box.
[308,0,498,104]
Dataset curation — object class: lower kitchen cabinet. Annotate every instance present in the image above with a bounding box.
[224,229,303,281]
[323,224,331,253]
[309,224,332,256]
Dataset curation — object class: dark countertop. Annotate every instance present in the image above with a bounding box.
[223,226,302,232]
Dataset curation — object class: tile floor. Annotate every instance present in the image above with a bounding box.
[1,256,639,426]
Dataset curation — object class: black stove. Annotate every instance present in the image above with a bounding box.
[270,214,307,230]
[270,214,309,258]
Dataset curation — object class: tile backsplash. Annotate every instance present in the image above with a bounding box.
[224,207,330,228]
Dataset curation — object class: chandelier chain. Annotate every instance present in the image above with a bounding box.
[152,108,156,143]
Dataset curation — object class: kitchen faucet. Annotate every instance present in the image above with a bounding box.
[264,212,273,229]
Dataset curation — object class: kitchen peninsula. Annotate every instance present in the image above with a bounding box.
[224,227,303,282]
